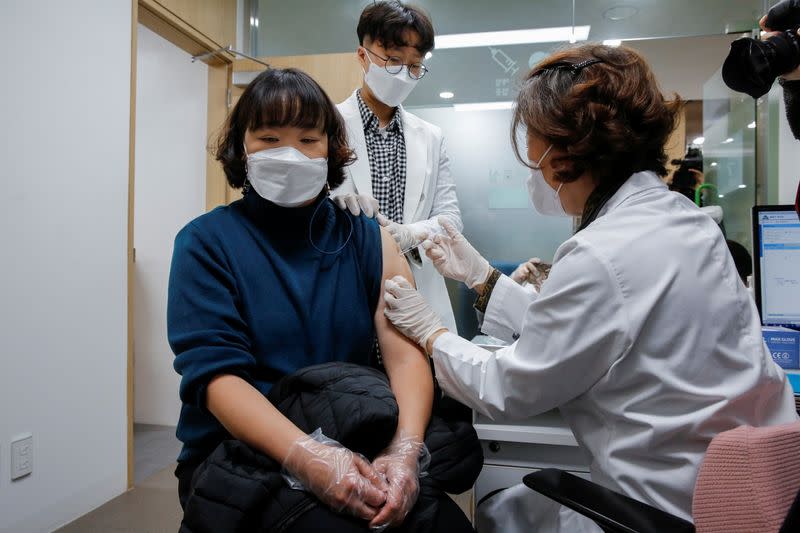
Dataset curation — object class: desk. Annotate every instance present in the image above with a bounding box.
[470,338,593,503]
[474,409,592,503]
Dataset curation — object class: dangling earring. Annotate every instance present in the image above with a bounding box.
[241,148,251,195]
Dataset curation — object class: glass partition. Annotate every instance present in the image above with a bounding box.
[243,0,773,334]
[701,68,758,251]
[251,0,765,62]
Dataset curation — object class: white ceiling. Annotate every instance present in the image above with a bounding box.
[254,0,766,56]
[253,0,769,105]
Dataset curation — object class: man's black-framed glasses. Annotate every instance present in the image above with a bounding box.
[363,47,429,80]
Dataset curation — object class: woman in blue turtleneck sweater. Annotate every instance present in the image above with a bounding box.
[167,69,471,532]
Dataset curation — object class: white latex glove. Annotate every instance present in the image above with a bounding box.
[510,258,537,284]
[421,218,492,288]
[384,275,447,347]
[377,215,428,251]
[282,429,388,520]
[510,257,552,291]
[332,192,380,218]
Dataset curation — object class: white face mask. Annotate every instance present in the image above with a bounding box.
[526,144,568,217]
[363,51,419,107]
[245,146,328,207]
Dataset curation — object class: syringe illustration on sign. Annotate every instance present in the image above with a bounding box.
[489,47,519,76]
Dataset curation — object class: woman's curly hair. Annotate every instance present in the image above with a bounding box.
[512,44,683,189]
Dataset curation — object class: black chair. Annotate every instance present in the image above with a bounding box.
[522,469,695,533]
[523,468,800,533]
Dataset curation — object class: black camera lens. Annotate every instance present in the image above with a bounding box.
[722,27,800,98]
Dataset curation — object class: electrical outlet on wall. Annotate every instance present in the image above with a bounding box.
[11,434,33,480]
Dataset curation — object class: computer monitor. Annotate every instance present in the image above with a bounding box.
[752,205,800,330]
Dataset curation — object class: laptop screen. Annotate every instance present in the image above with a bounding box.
[753,206,800,329]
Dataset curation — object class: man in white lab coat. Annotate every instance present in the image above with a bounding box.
[333,1,460,334]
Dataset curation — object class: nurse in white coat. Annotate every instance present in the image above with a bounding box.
[333,1,460,333]
[382,44,799,532]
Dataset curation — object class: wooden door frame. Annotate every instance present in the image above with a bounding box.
[128,0,234,489]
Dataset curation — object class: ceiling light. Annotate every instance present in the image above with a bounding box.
[722,137,734,144]
[738,184,747,189]
[718,194,725,198]
[603,5,639,21]
[603,39,622,47]
[692,137,705,145]
[439,91,455,99]
[454,101,515,112]
[747,121,756,129]
[435,26,591,49]
[710,162,718,167]
[425,51,433,60]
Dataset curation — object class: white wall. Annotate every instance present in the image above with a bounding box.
[134,24,208,426]
[0,2,131,531]
[778,93,800,204]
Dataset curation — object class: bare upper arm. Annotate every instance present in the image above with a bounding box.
[379,226,414,287]
[374,228,427,365]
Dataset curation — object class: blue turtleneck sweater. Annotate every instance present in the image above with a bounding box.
[167,191,383,463]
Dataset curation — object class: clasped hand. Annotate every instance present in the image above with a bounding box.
[283,430,425,529]
[368,434,429,530]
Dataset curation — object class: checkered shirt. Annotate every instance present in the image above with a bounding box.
[357,90,407,223]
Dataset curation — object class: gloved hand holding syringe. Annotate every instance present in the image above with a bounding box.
[398,223,448,256]
[375,214,449,256]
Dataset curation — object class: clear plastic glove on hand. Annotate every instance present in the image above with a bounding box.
[282,429,388,520]
[332,193,380,218]
[369,434,430,531]
[421,218,492,288]
[383,275,446,347]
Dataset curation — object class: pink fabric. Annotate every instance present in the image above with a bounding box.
[692,421,800,533]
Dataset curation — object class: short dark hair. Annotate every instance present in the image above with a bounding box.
[512,44,682,187]
[357,1,434,54]
[214,68,355,190]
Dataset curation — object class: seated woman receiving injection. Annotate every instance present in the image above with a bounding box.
[167,68,471,531]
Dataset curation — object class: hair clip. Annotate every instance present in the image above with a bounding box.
[533,58,604,77]
[571,59,603,71]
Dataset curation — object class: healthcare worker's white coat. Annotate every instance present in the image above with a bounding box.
[431,171,799,532]
[337,91,460,333]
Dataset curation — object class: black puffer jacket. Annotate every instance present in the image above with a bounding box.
[179,362,483,533]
